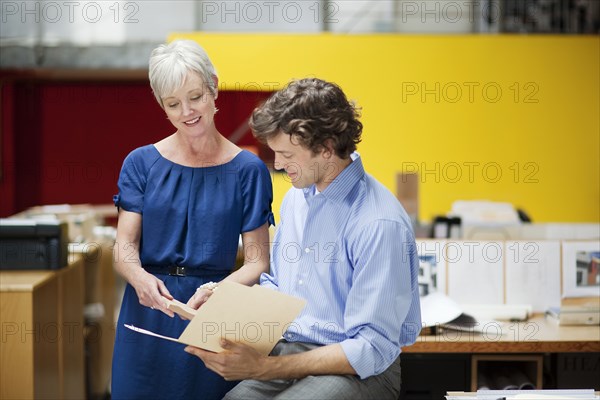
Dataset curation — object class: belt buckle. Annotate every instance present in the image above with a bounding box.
[169,266,186,276]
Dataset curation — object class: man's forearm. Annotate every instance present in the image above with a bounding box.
[256,343,356,381]
[185,338,356,381]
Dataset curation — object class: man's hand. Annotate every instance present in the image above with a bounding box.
[184,339,267,381]
[186,341,356,381]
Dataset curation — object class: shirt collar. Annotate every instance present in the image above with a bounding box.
[303,152,364,203]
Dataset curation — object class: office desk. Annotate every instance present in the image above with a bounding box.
[400,316,600,396]
[0,257,85,399]
[4,204,117,398]
[403,315,600,353]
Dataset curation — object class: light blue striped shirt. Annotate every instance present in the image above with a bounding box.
[260,153,422,379]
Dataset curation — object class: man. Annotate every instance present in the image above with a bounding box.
[185,78,421,399]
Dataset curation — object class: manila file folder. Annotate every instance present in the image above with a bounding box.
[125,281,306,356]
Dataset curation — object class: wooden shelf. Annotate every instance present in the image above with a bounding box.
[471,354,543,391]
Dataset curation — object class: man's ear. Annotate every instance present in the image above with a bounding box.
[322,139,335,158]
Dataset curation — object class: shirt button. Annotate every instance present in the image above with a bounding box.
[298,280,304,285]
[304,248,310,253]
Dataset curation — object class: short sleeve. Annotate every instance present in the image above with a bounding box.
[240,158,274,232]
[113,151,146,214]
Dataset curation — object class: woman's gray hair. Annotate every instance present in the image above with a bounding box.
[148,40,218,108]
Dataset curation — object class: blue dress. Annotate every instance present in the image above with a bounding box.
[111,145,273,400]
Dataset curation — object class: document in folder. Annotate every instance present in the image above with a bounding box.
[125,281,306,356]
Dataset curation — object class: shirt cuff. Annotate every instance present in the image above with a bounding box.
[340,337,378,379]
[340,336,401,379]
[259,272,278,291]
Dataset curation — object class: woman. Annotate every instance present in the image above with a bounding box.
[111,40,273,399]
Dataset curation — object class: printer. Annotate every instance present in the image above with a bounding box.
[0,219,69,270]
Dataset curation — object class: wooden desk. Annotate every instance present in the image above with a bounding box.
[400,316,600,394]
[0,258,85,399]
[403,315,600,353]
[0,208,116,400]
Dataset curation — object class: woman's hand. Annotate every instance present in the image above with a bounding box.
[186,287,214,310]
[130,268,174,317]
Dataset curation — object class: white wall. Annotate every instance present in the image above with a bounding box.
[0,1,197,45]
[1,0,485,47]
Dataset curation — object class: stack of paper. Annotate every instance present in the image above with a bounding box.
[446,389,598,399]
[546,296,600,326]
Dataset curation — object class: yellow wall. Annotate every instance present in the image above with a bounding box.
[170,33,599,223]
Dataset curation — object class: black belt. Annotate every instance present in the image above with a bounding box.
[144,265,208,277]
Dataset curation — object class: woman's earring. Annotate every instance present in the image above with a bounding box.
[214,107,219,114]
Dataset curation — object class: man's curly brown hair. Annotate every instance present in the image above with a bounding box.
[249,78,362,159]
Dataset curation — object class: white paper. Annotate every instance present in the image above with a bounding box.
[505,241,561,312]
[420,292,463,327]
[124,324,182,344]
[446,241,503,304]
[476,389,596,399]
